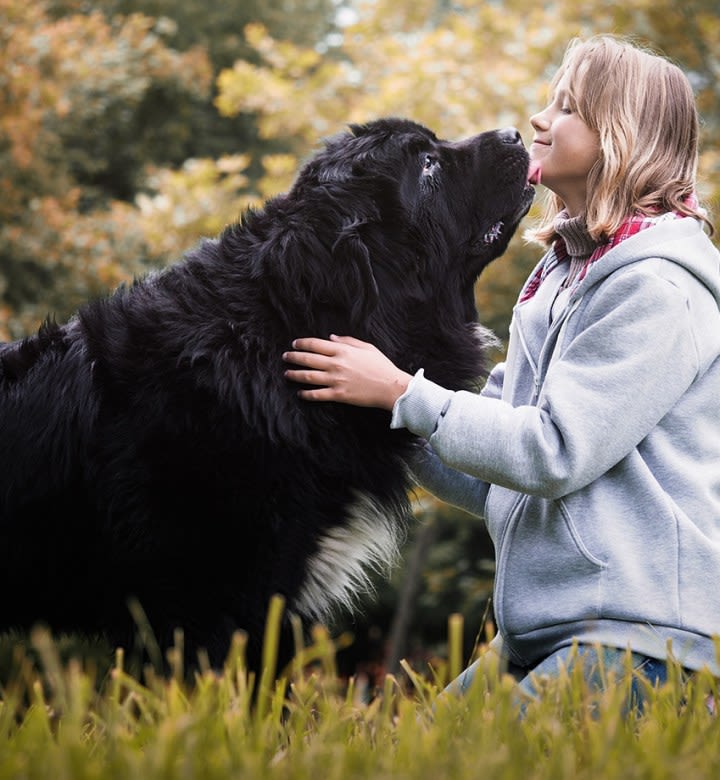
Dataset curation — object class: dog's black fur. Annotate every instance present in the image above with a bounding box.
[0,118,533,672]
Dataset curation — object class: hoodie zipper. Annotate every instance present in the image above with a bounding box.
[526,297,582,403]
[513,314,541,402]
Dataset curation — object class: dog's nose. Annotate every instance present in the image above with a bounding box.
[498,127,523,145]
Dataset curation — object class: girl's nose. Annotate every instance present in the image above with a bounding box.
[530,110,550,131]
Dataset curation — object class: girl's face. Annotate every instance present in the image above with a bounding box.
[529,72,600,216]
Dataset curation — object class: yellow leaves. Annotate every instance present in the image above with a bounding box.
[258,154,300,200]
[0,0,218,337]
[215,6,566,150]
[219,20,326,112]
[45,11,212,99]
[0,4,59,169]
[137,156,257,259]
[0,2,212,162]
[216,25,345,143]
[244,22,322,75]
[15,191,141,281]
[216,61,295,120]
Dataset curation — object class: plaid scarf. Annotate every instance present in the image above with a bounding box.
[518,206,693,305]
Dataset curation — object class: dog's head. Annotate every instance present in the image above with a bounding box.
[295,118,534,283]
[247,118,534,339]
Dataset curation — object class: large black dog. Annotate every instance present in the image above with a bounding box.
[0,118,533,672]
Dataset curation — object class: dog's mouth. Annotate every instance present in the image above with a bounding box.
[482,220,505,244]
[481,184,535,246]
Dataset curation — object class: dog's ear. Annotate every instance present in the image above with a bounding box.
[332,217,379,321]
[348,122,371,137]
[315,124,385,183]
[256,216,379,325]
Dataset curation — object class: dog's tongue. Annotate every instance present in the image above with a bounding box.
[528,160,542,186]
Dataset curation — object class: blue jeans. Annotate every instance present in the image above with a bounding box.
[443,643,686,715]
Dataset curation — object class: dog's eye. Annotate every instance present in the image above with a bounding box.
[421,154,439,175]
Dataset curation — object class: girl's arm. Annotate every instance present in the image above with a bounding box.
[285,269,702,499]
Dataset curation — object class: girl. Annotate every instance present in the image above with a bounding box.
[282,35,720,709]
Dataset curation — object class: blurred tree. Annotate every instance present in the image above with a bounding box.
[46,0,339,164]
[0,0,338,338]
[48,0,339,70]
[0,1,211,337]
[46,17,211,202]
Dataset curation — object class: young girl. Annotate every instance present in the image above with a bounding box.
[282,35,720,709]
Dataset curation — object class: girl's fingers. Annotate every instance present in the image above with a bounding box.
[296,387,336,401]
[284,368,331,386]
[329,334,374,350]
[288,335,375,355]
[282,350,332,369]
[289,337,339,355]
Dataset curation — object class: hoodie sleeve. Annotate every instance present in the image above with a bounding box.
[402,361,507,515]
[392,267,700,499]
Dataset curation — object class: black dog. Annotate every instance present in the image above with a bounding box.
[0,118,533,673]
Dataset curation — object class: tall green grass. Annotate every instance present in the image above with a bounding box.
[1,596,718,780]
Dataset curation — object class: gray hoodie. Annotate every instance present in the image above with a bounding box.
[391,217,720,673]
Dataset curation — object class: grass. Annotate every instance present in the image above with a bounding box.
[1,596,719,779]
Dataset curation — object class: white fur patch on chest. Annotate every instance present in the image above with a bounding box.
[293,491,406,623]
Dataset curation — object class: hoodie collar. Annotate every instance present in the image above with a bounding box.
[519,210,702,305]
[574,216,720,307]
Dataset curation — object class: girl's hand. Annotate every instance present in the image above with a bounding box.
[283,335,412,410]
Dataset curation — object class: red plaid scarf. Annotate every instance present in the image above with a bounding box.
[518,202,696,305]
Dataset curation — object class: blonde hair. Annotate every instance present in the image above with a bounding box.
[527,34,714,245]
